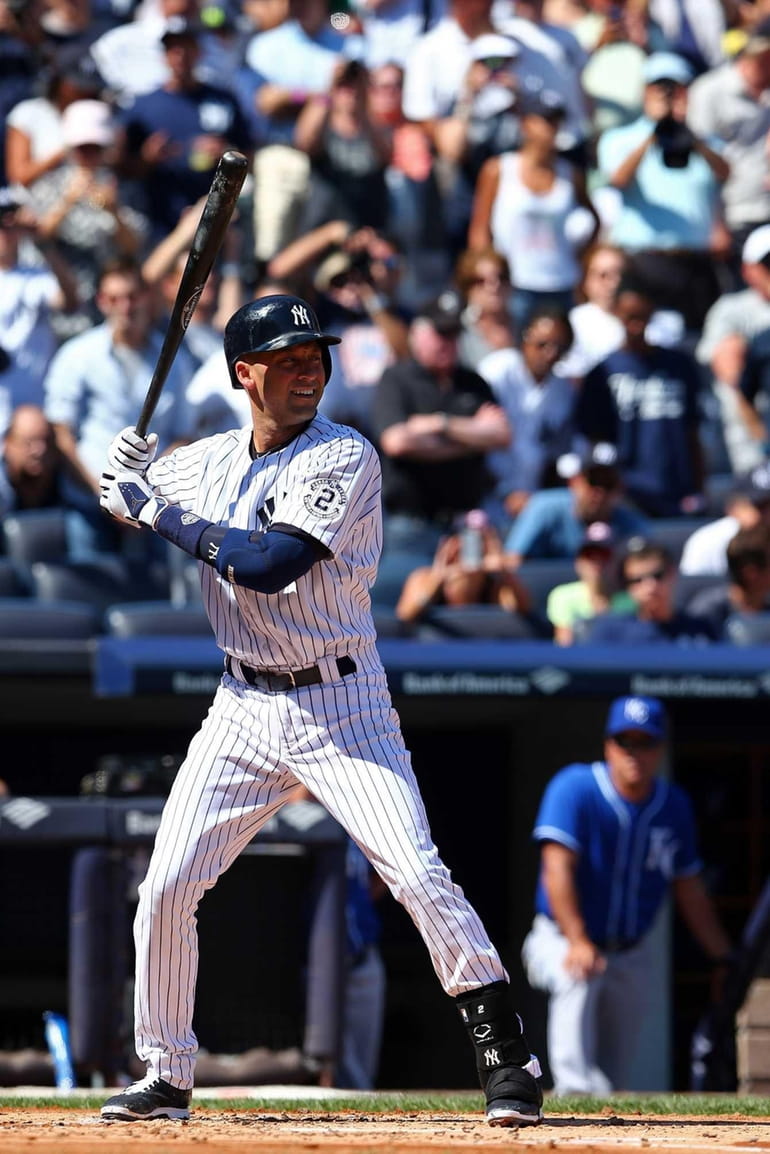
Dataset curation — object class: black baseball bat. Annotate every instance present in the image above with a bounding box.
[135,149,249,439]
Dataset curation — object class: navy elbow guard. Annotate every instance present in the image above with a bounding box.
[198,524,325,592]
[153,506,326,593]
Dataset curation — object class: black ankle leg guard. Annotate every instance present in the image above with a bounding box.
[456,981,531,1086]
[456,982,543,1123]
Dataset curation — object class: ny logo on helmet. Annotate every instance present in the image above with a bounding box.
[291,304,311,327]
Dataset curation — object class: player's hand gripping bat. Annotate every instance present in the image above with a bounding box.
[134,149,249,439]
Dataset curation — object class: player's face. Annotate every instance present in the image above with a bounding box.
[237,341,326,430]
[605,731,662,801]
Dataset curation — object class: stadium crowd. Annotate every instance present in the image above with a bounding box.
[4,0,770,644]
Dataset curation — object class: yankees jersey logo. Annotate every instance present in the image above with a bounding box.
[291,304,311,327]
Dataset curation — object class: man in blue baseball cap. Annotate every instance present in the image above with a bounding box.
[521,696,732,1095]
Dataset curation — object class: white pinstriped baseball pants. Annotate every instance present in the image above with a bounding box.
[133,667,507,1087]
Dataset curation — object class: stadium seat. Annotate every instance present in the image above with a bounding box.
[415,604,542,640]
[370,550,423,609]
[643,517,712,565]
[673,573,725,613]
[104,601,214,637]
[724,612,770,646]
[372,608,416,639]
[0,558,25,597]
[515,559,577,615]
[29,558,133,615]
[0,598,99,638]
[2,508,69,564]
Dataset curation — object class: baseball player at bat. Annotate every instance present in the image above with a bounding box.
[522,695,732,1095]
[97,294,544,1125]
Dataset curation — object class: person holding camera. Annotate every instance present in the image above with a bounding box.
[597,51,730,334]
[293,57,392,234]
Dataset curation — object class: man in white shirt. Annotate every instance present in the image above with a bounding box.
[680,465,770,576]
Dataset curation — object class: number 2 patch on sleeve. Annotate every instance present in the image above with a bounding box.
[302,478,348,519]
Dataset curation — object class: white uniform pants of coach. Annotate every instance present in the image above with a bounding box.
[522,914,653,1095]
[133,660,507,1087]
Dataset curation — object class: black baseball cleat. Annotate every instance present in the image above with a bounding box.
[485,1059,544,1127]
[100,1075,192,1121]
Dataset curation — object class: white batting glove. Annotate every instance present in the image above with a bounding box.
[99,470,168,528]
[106,426,159,474]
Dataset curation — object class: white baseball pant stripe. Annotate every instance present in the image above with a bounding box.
[134,669,507,1087]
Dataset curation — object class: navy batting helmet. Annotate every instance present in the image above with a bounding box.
[224,294,341,388]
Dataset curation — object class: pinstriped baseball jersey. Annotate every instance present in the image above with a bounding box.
[147,415,382,668]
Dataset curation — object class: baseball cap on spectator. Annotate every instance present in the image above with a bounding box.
[605,695,666,740]
[577,521,616,555]
[61,100,115,148]
[741,224,770,266]
[314,250,353,293]
[470,33,519,66]
[740,16,770,56]
[731,464,770,506]
[642,52,694,86]
[557,443,620,487]
[161,16,202,43]
[518,88,567,120]
[415,291,464,336]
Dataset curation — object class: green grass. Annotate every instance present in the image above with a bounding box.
[2,1091,770,1115]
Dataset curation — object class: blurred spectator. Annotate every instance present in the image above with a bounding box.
[239,0,346,263]
[685,524,770,637]
[736,317,770,451]
[90,0,245,101]
[35,0,119,71]
[578,0,648,136]
[401,0,587,251]
[0,404,105,555]
[577,538,719,643]
[557,242,685,380]
[5,44,106,188]
[395,509,533,623]
[294,57,391,233]
[687,19,770,268]
[696,224,770,475]
[454,246,516,369]
[269,220,408,437]
[502,442,649,561]
[478,305,578,522]
[119,16,253,241]
[0,185,77,432]
[366,61,450,309]
[351,0,439,69]
[370,292,511,563]
[576,277,706,517]
[141,194,245,370]
[646,0,727,75]
[28,99,147,336]
[0,0,40,189]
[469,88,599,333]
[43,258,195,496]
[596,51,731,334]
[680,465,770,575]
[546,520,635,645]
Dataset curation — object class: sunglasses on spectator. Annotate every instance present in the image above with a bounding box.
[470,271,506,287]
[611,733,662,752]
[625,567,669,585]
[479,56,510,70]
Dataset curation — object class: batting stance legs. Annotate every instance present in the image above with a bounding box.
[115,669,541,1121]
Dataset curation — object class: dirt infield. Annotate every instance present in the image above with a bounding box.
[2,1108,770,1154]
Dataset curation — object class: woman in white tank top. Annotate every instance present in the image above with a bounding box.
[469,88,599,335]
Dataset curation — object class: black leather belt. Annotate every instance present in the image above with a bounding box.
[225,654,356,691]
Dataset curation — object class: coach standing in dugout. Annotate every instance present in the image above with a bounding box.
[522,695,732,1096]
[96,294,543,1126]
